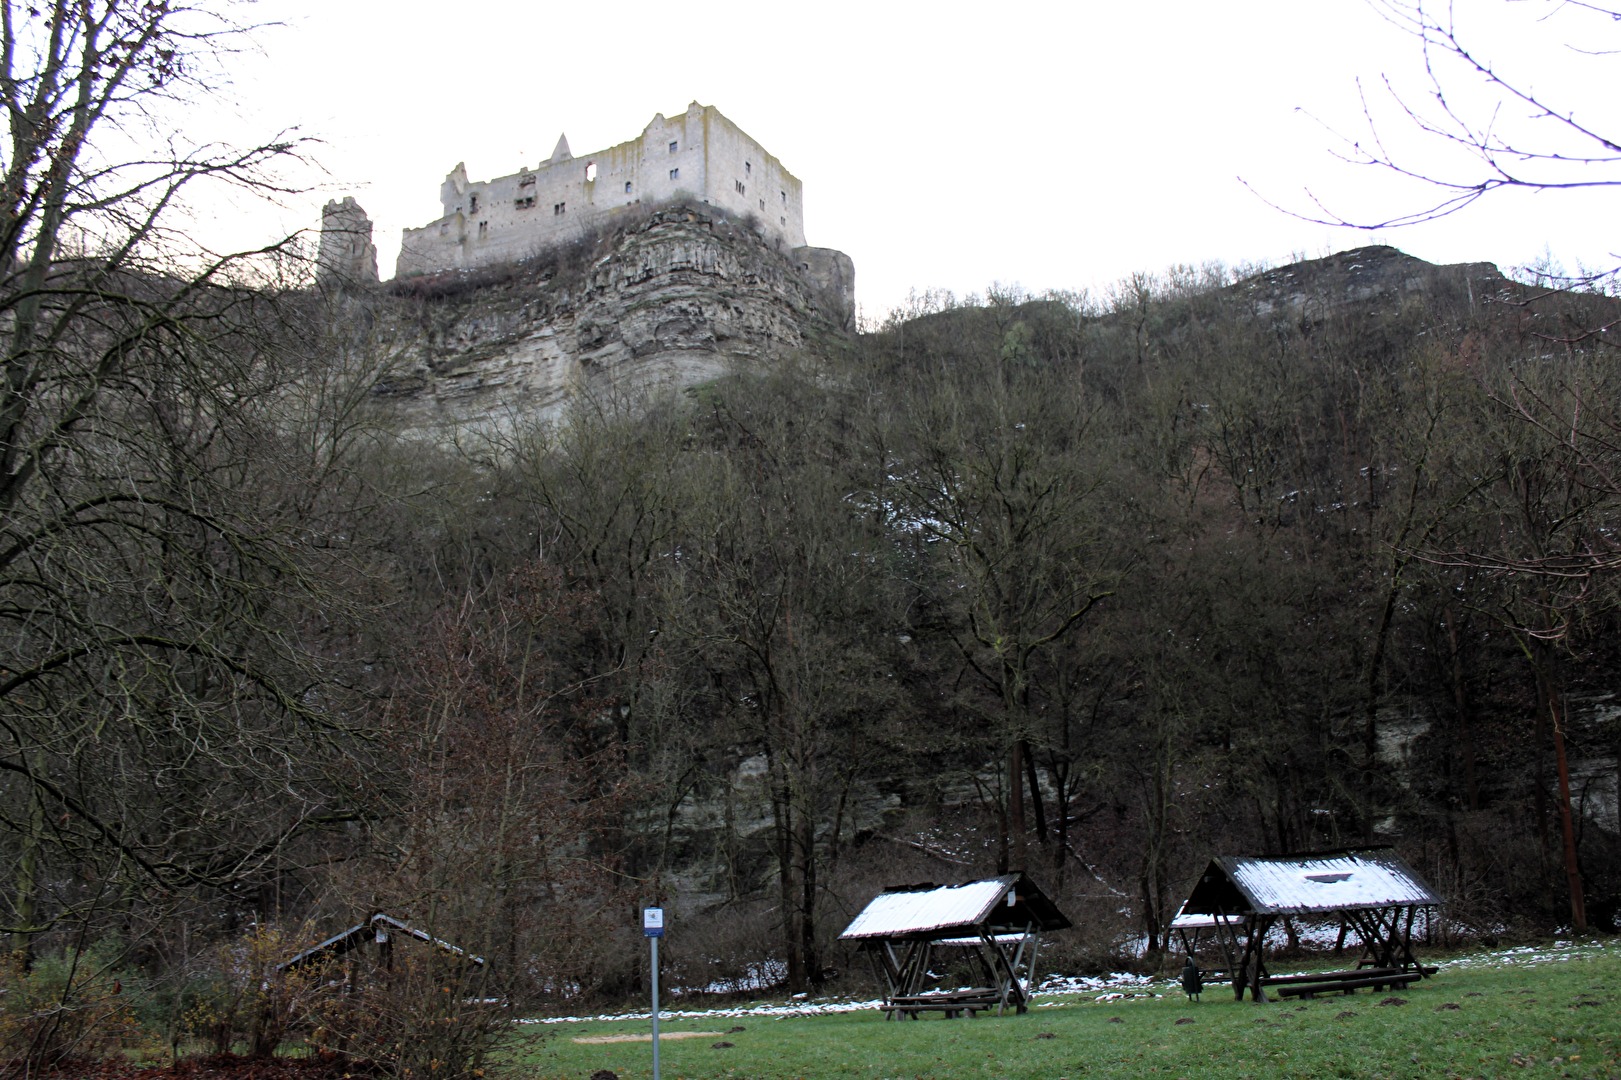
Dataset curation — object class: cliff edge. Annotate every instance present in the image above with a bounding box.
[337,204,855,439]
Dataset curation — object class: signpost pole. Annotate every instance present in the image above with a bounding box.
[650,934,660,1080]
[644,906,664,1080]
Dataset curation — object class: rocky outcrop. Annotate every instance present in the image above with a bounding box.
[370,206,855,438]
[1232,245,1507,319]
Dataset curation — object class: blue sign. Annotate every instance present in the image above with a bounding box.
[643,906,665,938]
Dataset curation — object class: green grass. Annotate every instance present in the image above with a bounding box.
[507,942,1621,1079]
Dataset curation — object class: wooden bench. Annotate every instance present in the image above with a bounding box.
[887,988,1006,1019]
[1266,967,1423,1000]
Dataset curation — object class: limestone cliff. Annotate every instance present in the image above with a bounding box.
[368,205,855,437]
[1232,244,1507,318]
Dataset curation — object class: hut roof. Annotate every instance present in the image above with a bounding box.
[838,873,1071,942]
[278,912,485,971]
[1180,848,1440,917]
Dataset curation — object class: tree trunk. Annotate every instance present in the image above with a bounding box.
[1022,739,1048,847]
[1533,651,1587,932]
[9,781,41,963]
[797,805,820,987]
[1443,606,1480,812]
[1007,738,1026,871]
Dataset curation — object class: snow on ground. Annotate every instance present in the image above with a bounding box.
[518,970,1175,1025]
[516,939,1614,1026]
[1439,938,1612,969]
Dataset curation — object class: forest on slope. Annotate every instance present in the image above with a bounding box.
[4,3,1621,1069]
[10,230,1620,1016]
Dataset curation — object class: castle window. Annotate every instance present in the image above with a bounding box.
[469,194,479,213]
[585,162,597,183]
[745,161,751,176]
[735,180,746,195]
[478,220,488,237]
[625,181,633,194]
[668,140,678,154]
[516,195,535,209]
[759,199,765,210]
[669,168,679,180]
[780,190,787,205]
[554,202,566,215]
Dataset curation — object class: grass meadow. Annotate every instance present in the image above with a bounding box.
[507,941,1621,1079]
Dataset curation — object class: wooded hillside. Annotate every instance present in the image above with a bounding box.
[17,226,1620,1026]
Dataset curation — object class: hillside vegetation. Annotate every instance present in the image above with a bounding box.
[8,230,1621,1063]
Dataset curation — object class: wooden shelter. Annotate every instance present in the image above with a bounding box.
[839,873,1070,1019]
[278,912,485,978]
[1174,848,1439,1002]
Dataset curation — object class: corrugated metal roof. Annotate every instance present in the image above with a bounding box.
[1181,849,1439,916]
[839,877,1016,940]
[933,933,1030,947]
[840,873,1072,941]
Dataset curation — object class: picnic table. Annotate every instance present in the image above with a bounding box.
[885,987,1004,1019]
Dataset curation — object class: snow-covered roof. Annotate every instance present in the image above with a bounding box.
[839,874,1071,941]
[933,933,1031,947]
[1180,849,1440,917]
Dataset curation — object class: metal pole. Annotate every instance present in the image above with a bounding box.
[650,933,661,1080]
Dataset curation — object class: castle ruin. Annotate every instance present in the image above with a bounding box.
[395,102,807,278]
[316,196,380,286]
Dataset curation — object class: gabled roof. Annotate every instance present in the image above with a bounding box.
[278,912,485,971]
[1180,849,1440,917]
[838,873,1071,941]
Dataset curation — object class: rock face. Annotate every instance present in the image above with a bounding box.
[1233,245,1505,318]
[372,205,855,437]
[791,246,857,333]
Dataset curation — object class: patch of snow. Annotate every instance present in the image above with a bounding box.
[516,939,1614,1026]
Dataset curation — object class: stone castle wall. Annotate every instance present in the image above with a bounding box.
[396,102,806,278]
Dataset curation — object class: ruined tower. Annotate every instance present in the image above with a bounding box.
[317,197,380,287]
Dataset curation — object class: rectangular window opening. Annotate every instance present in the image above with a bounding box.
[745,161,752,176]
[669,140,678,154]
[554,202,566,215]
[735,179,746,195]
[669,168,679,181]
[780,190,787,205]
[585,162,598,183]
[625,181,633,194]
[469,194,480,213]
[516,195,535,209]
[477,220,488,237]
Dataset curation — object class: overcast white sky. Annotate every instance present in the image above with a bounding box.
[207,0,1617,319]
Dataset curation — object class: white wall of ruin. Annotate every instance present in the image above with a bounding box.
[396,103,805,278]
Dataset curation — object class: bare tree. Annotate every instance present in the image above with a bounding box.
[0,1,364,959]
[1289,0,1621,236]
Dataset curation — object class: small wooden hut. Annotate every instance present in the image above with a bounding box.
[839,873,1071,1019]
[279,912,485,981]
[1174,848,1440,1002]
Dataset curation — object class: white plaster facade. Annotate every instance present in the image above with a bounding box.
[396,102,805,278]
